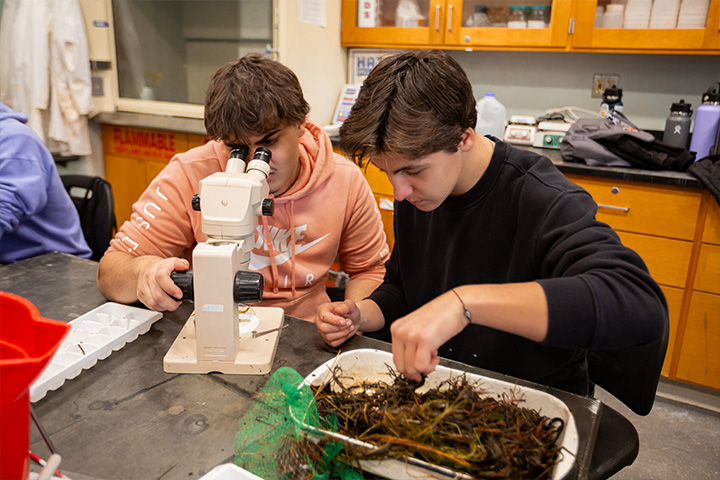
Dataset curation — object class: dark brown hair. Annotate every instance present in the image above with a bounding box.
[204,53,310,143]
[339,50,476,166]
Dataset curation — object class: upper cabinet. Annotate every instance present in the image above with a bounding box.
[342,0,447,47]
[341,0,720,53]
[571,0,720,52]
[342,0,571,49]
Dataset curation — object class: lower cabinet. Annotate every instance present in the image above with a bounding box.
[101,124,207,226]
[676,291,720,390]
[567,174,719,392]
[676,198,720,390]
[661,286,684,378]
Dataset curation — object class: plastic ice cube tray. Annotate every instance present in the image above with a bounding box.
[30,303,162,402]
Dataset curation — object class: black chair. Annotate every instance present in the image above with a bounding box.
[61,175,117,261]
[587,313,670,479]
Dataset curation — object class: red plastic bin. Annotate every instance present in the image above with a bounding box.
[0,291,70,480]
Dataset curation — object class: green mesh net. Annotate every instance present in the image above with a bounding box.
[234,366,362,480]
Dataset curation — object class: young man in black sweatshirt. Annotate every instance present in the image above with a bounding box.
[314,50,667,395]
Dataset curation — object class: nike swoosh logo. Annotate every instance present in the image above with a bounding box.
[249,233,330,270]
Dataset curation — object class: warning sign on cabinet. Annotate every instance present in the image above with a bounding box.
[105,126,186,161]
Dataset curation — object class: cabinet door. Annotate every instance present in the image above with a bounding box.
[448,0,571,49]
[104,155,147,227]
[702,194,720,245]
[342,0,446,47]
[565,175,703,241]
[617,231,693,289]
[694,243,720,295]
[661,285,684,378]
[676,290,720,390]
[571,0,720,52]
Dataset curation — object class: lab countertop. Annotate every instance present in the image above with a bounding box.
[1,252,609,480]
[93,112,702,190]
[514,145,703,189]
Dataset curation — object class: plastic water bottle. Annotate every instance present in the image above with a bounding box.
[475,92,507,139]
[689,82,720,161]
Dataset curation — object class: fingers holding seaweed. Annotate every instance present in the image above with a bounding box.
[390,292,467,381]
[391,325,439,382]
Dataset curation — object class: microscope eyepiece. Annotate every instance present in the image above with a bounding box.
[253,147,271,164]
[229,144,249,160]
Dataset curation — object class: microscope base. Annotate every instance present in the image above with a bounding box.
[163,306,284,374]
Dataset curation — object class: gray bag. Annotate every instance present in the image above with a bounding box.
[560,114,655,167]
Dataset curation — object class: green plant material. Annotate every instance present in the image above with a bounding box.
[311,366,564,479]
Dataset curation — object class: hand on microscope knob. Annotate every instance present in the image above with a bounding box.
[137,256,190,312]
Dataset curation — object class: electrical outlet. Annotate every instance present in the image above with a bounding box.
[592,73,620,98]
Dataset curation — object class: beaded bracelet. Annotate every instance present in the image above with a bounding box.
[451,288,472,325]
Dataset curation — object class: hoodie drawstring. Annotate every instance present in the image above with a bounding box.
[260,200,297,297]
[261,215,280,294]
[289,199,297,296]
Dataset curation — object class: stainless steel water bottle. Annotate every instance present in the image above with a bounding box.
[662,99,692,149]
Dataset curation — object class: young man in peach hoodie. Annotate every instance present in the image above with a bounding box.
[97,54,389,321]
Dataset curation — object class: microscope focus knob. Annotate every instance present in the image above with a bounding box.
[170,270,194,301]
[191,194,201,211]
[262,198,274,216]
[234,271,265,303]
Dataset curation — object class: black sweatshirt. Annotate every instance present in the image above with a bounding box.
[368,139,668,395]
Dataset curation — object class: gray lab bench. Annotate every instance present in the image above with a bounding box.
[1,252,610,480]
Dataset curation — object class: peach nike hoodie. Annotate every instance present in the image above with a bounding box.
[107,119,389,319]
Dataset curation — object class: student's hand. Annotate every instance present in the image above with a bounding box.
[137,257,190,312]
[390,292,468,382]
[315,300,361,347]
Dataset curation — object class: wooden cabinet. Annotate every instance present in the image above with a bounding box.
[676,290,720,389]
[703,197,720,244]
[101,124,207,226]
[571,0,720,53]
[342,0,446,47]
[342,0,571,50]
[450,0,572,49]
[341,0,720,53]
[674,193,720,390]
[661,285,684,378]
[567,175,720,391]
[565,175,702,287]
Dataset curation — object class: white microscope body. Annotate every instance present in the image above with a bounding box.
[164,147,284,374]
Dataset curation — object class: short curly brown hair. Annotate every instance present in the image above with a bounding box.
[339,50,476,167]
[204,53,310,143]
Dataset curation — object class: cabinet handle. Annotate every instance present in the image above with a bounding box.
[597,203,630,212]
[448,4,453,32]
[435,5,440,31]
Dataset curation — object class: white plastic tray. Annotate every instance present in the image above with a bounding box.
[199,464,264,480]
[30,303,162,402]
[303,349,578,480]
